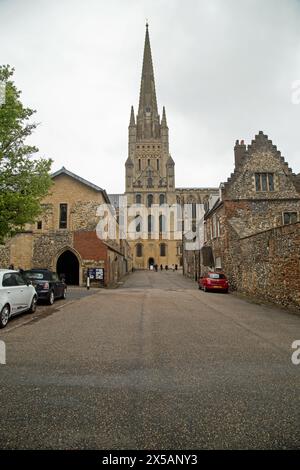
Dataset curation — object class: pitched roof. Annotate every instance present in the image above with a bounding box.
[51,167,110,203]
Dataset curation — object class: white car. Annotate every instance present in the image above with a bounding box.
[0,270,37,328]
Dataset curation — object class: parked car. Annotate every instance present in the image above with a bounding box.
[23,269,67,305]
[198,272,229,293]
[0,269,38,328]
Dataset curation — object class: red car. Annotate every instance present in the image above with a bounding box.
[198,272,229,293]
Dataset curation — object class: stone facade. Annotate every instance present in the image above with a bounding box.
[0,168,132,286]
[117,25,218,270]
[197,131,300,309]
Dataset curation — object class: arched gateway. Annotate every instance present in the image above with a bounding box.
[56,250,80,285]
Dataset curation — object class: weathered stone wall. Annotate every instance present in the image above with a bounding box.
[0,243,10,268]
[235,222,300,310]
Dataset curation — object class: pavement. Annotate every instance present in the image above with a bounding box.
[0,270,299,449]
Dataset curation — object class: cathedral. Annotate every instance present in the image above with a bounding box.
[109,24,218,269]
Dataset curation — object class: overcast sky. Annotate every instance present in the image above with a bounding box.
[1,0,300,193]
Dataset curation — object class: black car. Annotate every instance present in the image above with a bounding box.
[23,269,67,305]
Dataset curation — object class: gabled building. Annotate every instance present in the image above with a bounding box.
[0,167,132,286]
[202,131,300,309]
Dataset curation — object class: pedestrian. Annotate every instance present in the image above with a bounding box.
[160,264,163,271]
[172,264,175,272]
[154,264,158,272]
[175,264,178,271]
[8,264,14,270]
[165,265,168,270]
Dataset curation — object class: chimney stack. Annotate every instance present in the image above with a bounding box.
[234,139,246,168]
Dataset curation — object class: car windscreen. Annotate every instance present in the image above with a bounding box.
[208,273,226,279]
[23,271,51,281]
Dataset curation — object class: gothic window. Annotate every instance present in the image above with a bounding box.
[59,203,67,229]
[136,194,142,205]
[135,214,142,232]
[136,243,143,257]
[159,194,165,205]
[160,243,166,257]
[138,159,141,171]
[148,159,150,166]
[147,194,153,207]
[255,173,274,192]
[159,214,166,233]
[157,159,159,170]
[148,214,154,233]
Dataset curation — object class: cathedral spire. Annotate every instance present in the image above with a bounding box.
[138,23,158,117]
[129,105,135,126]
[161,106,167,127]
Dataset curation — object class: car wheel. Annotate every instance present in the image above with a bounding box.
[48,291,55,305]
[29,295,37,313]
[203,286,208,292]
[0,304,10,328]
[198,285,201,290]
[61,288,67,300]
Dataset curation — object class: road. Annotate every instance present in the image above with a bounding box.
[0,271,299,449]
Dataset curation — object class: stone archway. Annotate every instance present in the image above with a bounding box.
[56,250,80,285]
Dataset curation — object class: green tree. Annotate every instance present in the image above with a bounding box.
[0,65,52,243]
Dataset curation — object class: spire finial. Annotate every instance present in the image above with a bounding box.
[146,19,149,29]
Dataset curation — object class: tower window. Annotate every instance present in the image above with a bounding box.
[160,243,166,257]
[159,194,165,205]
[59,204,68,229]
[136,243,143,257]
[147,194,153,208]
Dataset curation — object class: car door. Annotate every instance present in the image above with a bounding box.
[51,272,61,298]
[2,273,22,315]
[14,273,33,310]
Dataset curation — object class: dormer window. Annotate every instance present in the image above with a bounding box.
[255,173,274,192]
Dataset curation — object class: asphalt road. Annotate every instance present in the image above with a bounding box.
[0,271,299,449]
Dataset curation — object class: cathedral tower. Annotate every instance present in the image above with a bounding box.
[125,24,179,269]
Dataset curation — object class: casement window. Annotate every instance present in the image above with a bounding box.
[255,173,274,192]
[59,204,68,229]
[160,243,167,257]
[283,212,298,225]
[136,243,143,257]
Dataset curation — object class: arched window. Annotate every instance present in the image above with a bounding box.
[136,194,142,205]
[160,243,166,257]
[159,214,166,233]
[159,194,165,205]
[136,243,143,257]
[147,194,153,207]
[135,214,142,233]
[148,214,154,233]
